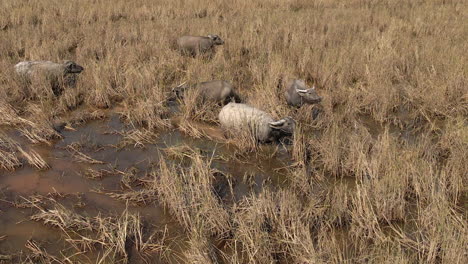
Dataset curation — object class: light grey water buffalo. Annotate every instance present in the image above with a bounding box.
[283,78,322,107]
[175,34,224,57]
[171,80,241,104]
[15,60,84,96]
[218,103,295,143]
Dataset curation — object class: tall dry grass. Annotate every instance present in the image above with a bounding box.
[0,0,466,263]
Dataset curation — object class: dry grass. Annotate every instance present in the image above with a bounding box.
[116,128,158,148]
[0,103,62,146]
[0,0,467,263]
[152,150,231,238]
[16,145,49,170]
[0,133,22,171]
[83,168,115,180]
[66,143,105,164]
[0,132,51,170]
[20,196,168,263]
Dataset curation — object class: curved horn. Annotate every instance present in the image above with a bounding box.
[176,81,187,88]
[295,87,308,93]
[269,120,285,127]
[64,124,76,131]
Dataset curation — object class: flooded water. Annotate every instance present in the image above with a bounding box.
[0,110,296,262]
[0,105,429,262]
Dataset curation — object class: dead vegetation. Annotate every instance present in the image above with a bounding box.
[0,133,22,171]
[16,145,49,170]
[153,151,231,237]
[66,143,105,164]
[0,0,466,263]
[83,168,115,180]
[117,129,158,148]
[19,195,169,263]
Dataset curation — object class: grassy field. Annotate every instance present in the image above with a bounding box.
[0,0,467,263]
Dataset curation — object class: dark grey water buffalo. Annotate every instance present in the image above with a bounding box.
[283,78,322,107]
[172,80,241,104]
[175,34,224,57]
[218,103,295,143]
[15,60,84,95]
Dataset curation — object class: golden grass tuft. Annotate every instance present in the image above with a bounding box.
[0,133,22,171]
[117,128,158,148]
[24,196,161,263]
[16,146,49,170]
[152,150,231,237]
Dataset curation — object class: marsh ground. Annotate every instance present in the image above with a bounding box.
[0,0,467,263]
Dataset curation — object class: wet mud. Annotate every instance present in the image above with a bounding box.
[0,106,428,263]
[0,111,297,262]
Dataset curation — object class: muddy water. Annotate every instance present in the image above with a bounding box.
[0,112,294,262]
[0,107,430,262]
